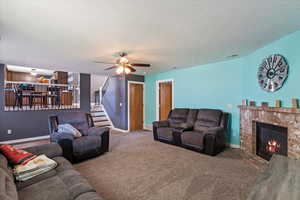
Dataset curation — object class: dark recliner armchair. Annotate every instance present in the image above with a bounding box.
[48,112,110,163]
[180,109,228,156]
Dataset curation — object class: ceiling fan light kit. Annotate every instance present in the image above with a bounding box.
[95,52,150,75]
[116,66,131,74]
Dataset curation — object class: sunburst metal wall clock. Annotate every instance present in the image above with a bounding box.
[257,54,288,92]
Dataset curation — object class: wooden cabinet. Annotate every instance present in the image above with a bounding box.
[53,71,68,84]
[5,90,15,106]
[6,71,37,82]
[5,91,30,106]
[61,91,73,105]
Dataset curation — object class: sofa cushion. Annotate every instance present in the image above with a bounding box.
[73,136,102,157]
[169,122,189,129]
[168,109,189,128]
[169,108,189,119]
[52,157,73,173]
[186,109,198,127]
[181,131,205,149]
[76,191,104,200]
[24,143,63,159]
[0,154,14,180]
[58,112,86,123]
[18,169,95,200]
[18,175,69,200]
[57,169,95,199]
[57,112,89,134]
[194,109,222,131]
[0,168,18,200]
[72,122,90,136]
[157,127,173,140]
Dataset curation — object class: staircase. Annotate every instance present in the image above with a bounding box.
[90,105,112,128]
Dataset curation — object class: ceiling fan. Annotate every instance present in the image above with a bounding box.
[94,52,150,74]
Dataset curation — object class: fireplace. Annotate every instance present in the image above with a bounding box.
[256,122,288,161]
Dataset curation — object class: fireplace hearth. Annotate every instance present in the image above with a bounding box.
[256,122,287,161]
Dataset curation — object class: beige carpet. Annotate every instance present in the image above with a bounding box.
[74,131,266,200]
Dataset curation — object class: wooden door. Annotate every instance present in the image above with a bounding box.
[159,82,172,120]
[129,83,144,131]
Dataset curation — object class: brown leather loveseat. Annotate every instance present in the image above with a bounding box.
[153,108,229,156]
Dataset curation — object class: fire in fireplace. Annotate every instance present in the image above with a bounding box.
[256,122,287,161]
[266,139,280,153]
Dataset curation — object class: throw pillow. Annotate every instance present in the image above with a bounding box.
[58,124,82,138]
[0,145,36,165]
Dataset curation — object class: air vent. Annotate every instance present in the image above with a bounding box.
[227,54,239,58]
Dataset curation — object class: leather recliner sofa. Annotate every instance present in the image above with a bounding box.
[153,108,229,156]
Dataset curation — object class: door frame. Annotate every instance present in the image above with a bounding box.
[156,79,174,121]
[127,81,145,131]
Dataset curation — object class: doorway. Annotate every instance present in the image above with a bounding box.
[128,82,144,131]
[156,80,173,120]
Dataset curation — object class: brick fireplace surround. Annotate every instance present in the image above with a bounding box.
[239,105,300,159]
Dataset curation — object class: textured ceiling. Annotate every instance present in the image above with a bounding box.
[0,0,300,75]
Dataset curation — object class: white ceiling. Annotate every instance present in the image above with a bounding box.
[0,0,300,75]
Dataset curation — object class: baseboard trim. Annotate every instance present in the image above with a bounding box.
[228,143,241,149]
[0,135,50,145]
[112,127,129,132]
[143,125,152,131]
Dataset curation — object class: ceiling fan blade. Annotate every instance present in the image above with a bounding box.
[94,61,115,64]
[127,66,136,72]
[104,66,118,70]
[131,63,151,67]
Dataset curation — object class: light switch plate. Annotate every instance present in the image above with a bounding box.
[227,104,233,109]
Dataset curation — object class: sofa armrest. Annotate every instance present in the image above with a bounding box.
[86,127,110,153]
[24,143,63,158]
[86,113,94,128]
[205,127,224,135]
[86,127,110,137]
[153,120,169,128]
[172,127,193,146]
[50,132,75,143]
[57,139,74,163]
[203,127,226,156]
[174,126,193,132]
[49,132,75,162]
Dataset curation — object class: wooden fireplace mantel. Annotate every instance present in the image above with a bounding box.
[238,105,300,114]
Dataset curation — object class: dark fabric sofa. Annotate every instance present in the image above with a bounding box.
[0,143,103,200]
[48,112,110,163]
[153,108,229,156]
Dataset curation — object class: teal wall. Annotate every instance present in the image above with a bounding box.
[242,30,300,107]
[145,30,300,146]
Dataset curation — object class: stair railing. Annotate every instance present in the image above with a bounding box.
[100,76,109,104]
